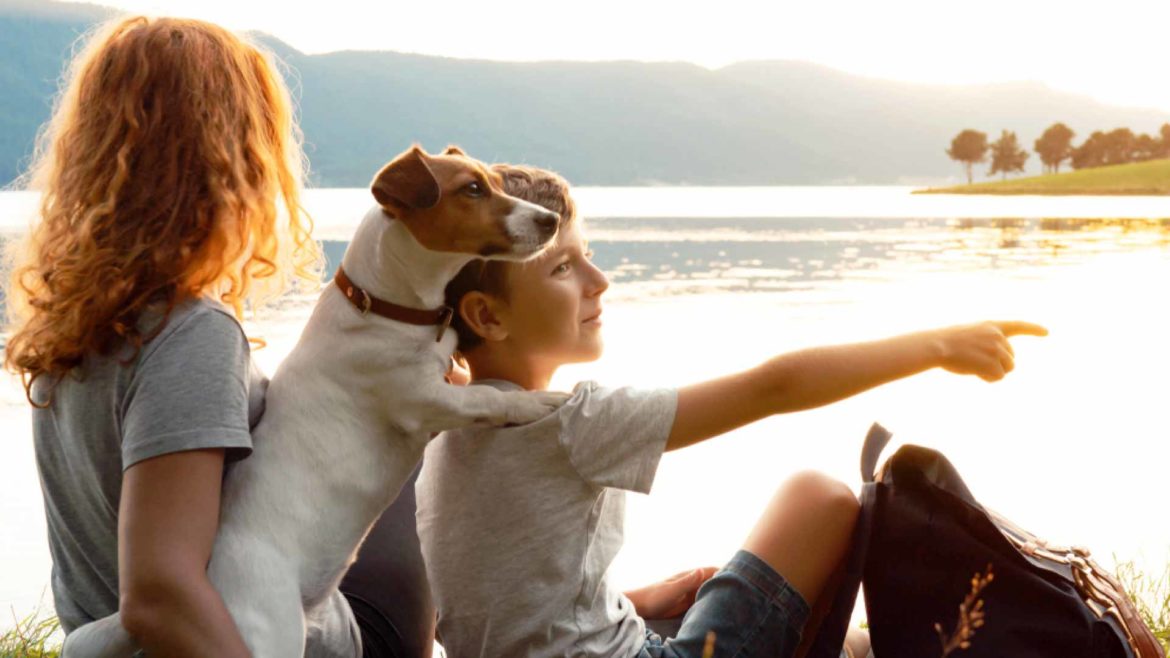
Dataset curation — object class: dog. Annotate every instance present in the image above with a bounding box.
[62,145,567,657]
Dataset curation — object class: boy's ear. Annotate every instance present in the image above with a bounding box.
[459,291,508,343]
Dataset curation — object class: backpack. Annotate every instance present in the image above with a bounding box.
[807,423,1165,658]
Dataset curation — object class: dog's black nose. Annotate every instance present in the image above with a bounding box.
[535,211,559,238]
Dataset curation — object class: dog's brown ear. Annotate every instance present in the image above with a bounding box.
[443,145,466,156]
[371,146,440,212]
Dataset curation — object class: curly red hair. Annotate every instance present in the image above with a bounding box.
[4,15,321,404]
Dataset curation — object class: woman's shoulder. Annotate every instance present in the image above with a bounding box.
[137,296,247,361]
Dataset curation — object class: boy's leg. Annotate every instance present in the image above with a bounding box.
[338,464,436,658]
[649,471,858,658]
[741,471,859,657]
[649,550,809,658]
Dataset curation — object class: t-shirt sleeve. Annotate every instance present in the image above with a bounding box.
[555,381,678,493]
[120,306,255,470]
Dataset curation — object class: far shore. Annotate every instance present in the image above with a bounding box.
[916,158,1170,196]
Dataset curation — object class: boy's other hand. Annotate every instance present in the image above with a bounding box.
[623,566,719,620]
[936,321,1048,382]
[445,356,471,386]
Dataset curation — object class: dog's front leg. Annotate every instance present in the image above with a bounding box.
[208,541,307,658]
[399,381,568,434]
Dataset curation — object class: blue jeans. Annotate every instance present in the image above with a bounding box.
[636,550,810,658]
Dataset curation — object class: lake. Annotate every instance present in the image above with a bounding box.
[2,187,1168,629]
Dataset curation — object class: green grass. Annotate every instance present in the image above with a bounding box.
[0,611,60,658]
[916,158,1170,196]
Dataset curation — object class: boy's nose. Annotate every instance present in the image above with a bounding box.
[588,262,610,296]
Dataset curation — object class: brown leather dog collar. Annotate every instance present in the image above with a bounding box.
[334,266,454,342]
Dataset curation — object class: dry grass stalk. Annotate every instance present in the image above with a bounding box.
[935,564,995,656]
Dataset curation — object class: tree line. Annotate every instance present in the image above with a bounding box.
[946,123,1170,184]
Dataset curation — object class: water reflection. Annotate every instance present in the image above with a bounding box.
[5,215,1169,315]
[308,217,1167,300]
[954,217,1170,232]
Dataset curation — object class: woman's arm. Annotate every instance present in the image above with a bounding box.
[666,321,1047,451]
[118,448,251,658]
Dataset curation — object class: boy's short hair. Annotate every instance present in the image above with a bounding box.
[444,164,577,353]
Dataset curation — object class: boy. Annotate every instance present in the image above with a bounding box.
[416,165,1046,658]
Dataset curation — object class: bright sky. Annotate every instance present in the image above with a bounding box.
[89,0,1170,113]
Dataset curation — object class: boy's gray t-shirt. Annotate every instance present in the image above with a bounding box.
[415,379,678,658]
[31,297,358,656]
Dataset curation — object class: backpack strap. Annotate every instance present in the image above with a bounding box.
[861,423,893,484]
[803,423,891,657]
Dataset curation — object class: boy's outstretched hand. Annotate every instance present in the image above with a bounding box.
[623,566,720,620]
[935,321,1048,382]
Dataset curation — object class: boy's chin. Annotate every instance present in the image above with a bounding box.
[584,337,605,361]
[566,340,604,365]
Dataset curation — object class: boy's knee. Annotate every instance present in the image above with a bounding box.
[745,472,859,602]
[779,470,859,526]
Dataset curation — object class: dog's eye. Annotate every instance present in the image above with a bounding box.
[462,181,485,197]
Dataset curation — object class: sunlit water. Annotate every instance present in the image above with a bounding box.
[2,188,1168,630]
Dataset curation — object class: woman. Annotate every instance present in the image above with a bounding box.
[4,15,433,657]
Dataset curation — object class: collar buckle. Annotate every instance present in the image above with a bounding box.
[435,306,455,342]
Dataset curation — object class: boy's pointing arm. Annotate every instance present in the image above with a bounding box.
[664,321,1048,451]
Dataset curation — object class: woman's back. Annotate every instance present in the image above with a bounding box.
[32,297,264,631]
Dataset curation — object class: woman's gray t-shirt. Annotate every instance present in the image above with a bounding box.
[31,297,361,657]
[32,298,263,632]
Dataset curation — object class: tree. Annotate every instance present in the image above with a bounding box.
[1101,128,1136,165]
[1133,133,1159,162]
[1071,131,1107,169]
[1157,124,1170,159]
[988,130,1029,180]
[947,130,989,184]
[1033,123,1075,174]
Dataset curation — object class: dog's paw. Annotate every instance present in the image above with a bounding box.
[61,614,139,658]
[504,390,570,425]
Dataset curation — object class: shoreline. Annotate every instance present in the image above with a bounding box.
[915,158,1170,197]
[915,187,1170,196]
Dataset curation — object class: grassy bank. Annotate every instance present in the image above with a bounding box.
[4,560,1168,656]
[917,158,1170,196]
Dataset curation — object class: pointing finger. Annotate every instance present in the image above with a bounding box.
[994,321,1049,337]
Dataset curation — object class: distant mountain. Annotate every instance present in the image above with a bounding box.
[0,1,113,185]
[3,0,1169,187]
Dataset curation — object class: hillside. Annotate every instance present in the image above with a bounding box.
[2,0,1169,186]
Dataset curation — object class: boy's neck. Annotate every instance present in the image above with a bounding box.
[464,347,557,391]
